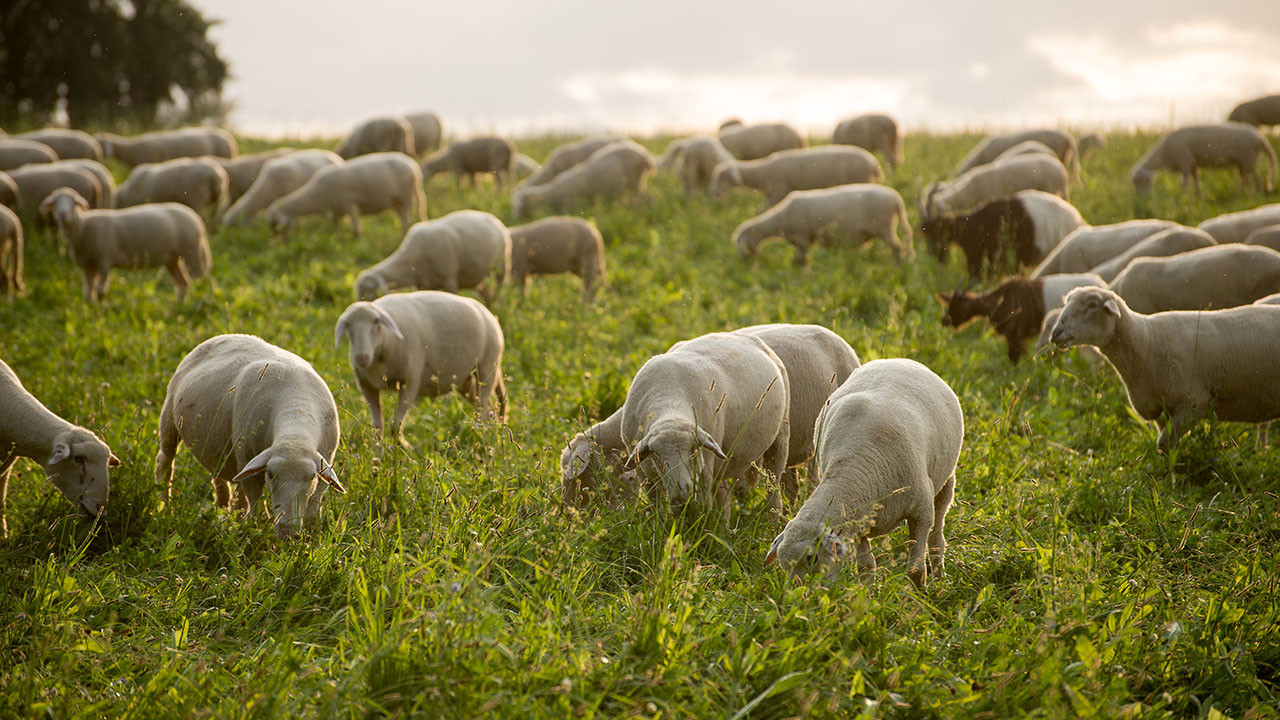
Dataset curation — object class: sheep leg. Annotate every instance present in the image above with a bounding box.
[391,382,419,447]
[94,270,111,302]
[781,467,800,505]
[928,474,955,575]
[905,506,933,588]
[81,269,98,302]
[760,424,791,514]
[348,206,362,238]
[155,412,181,502]
[0,458,14,537]
[166,259,191,300]
[238,477,267,520]
[1156,414,1187,454]
[1191,168,1202,197]
[213,478,232,510]
[357,379,384,440]
[788,237,811,267]
[1258,422,1271,451]
[854,536,876,581]
[493,373,508,423]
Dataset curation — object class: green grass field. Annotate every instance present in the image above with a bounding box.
[2,131,1279,719]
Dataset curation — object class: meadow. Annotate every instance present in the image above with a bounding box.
[2,130,1279,719]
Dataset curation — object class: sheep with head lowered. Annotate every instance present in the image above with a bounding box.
[1198,203,1280,245]
[733,183,913,266]
[953,129,1078,178]
[15,129,103,161]
[222,149,342,227]
[920,190,1084,276]
[832,113,902,169]
[354,210,511,305]
[1,359,120,535]
[266,152,426,238]
[717,122,806,161]
[1108,244,1280,314]
[421,137,516,189]
[1131,123,1276,196]
[96,127,237,167]
[1228,94,1280,128]
[212,148,294,203]
[1088,227,1216,283]
[523,136,622,187]
[0,139,57,171]
[511,141,654,221]
[561,409,636,508]
[1031,219,1180,278]
[8,163,103,218]
[766,358,963,588]
[677,135,734,195]
[335,291,507,443]
[334,116,415,159]
[508,216,606,301]
[404,111,443,155]
[711,146,884,208]
[0,203,23,297]
[155,334,344,538]
[656,138,690,173]
[923,153,1070,219]
[116,157,231,226]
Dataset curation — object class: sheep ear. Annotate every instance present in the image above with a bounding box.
[48,442,72,465]
[316,453,346,494]
[108,453,121,468]
[695,427,727,460]
[334,317,349,349]
[231,448,274,483]
[1102,297,1120,317]
[764,533,784,566]
[372,306,405,341]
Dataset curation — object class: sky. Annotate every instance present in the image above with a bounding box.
[192,0,1280,139]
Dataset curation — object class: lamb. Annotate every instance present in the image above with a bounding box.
[953,129,1078,178]
[711,146,885,208]
[116,157,231,224]
[0,138,57,171]
[1,359,120,535]
[213,148,294,203]
[266,152,425,238]
[514,153,540,181]
[1130,123,1276,196]
[334,116,415,159]
[507,216,606,301]
[420,137,516,188]
[7,163,104,217]
[621,331,790,520]
[335,291,507,442]
[1228,94,1280,128]
[62,159,117,208]
[765,359,963,587]
[920,190,1085,276]
[922,154,1070,218]
[41,188,212,302]
[717,122,806,161]
[831,113,903,169]
[937,273,1106,363]
[1108,244,1280,314]
[404,111,443,155]
[1050,287,1280,452]
[155,334,343,537]
[561,409,635,507]
[1246,224,1280,252]
[1198,203,1280,245]
[16,129,103,161]
[732,183,913,265]
[354,210,510,304]
[0,204,23,297]
[678,135,734,195]
[522,136,622,187]
[511,141,654,221]
[96,127,238,167]
[1088,227,1217,283]
[1030,219,1180,277]
[221,149,342,227]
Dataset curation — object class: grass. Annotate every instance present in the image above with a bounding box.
[2,130,1280,719]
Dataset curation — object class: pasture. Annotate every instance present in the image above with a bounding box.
[2,131,1279,718]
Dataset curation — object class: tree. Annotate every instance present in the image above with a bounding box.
[0,0,229,128]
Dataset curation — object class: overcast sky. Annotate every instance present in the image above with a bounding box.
[193,0,1280,138]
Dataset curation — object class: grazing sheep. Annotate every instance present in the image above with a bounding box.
[1089,227,1217,283]
[1131,123,1276,195]
[511,141,654,221]
[733,183,913,265]
[41,188,211,302]
[1108,244,1280,314]
[354,210,510,304]
[404,111,443,155]
[923,154,1070,218]
[937,273,1106,363]
[765,359,963,587]
[832,113,903,169]
[561,409,635,508]
[656,138,690,173]
[116,157,231,223]
[523,136,623,187]
[1198,203,1280,245]
[711,146,885,208]
[1031,219,1180,277]
[96,127,238,167]
[513,153,540,181]
[1050,287,1280,452]
[212,148,294,203]
[0,204,24,297]
[267,152,425,238]
[0,172,17,209]
[953,129,1078,178]
[678,135,735,195]
[1,359,120,535]
[155,334,343,537]
[1246,224,1280,252]
[7,163,103,217]
[508,216,606,301]
[222,149,342,227]
[718,122,806,161]
[421,137,516,189]
[0,139,57,171]
[334,116,414,159]
[15,129,103,161]
[1077,133,1106,159]
[621,332,790,520]
[61,159,117,208]
[921,190,1085,276]
[335,291,507,440]
[1228,94,1280,128]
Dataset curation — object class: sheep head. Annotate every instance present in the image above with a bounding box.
[334,301,405,369]
[631,424,725,508]
[44,428,118,522]
[1050,287,1123,348]
[230,446,345,538]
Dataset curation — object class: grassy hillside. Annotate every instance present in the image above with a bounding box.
[2,131,1279,718]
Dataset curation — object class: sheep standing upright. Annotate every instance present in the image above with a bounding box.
[508,216,606,301]
[831,113,902,169]
[421,137,516,189]
[1131,124,1276,195]
[732,184,913,265]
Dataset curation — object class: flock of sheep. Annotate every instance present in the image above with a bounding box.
[2,92,1280,584]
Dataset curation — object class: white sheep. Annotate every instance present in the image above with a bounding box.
[717,122,806,161]
[1031,219,1181,277]
[155,334,344,537]
[1088,227,1217,283]
[1246,224,1280,252]
[953,129,1078,178]
[335,291,507,441]
[8,163,103,216]
[15,129,103,161]
[1,358,120,535]
[0,138,57,171]
[561,409,635,508]
[96,127,238,167]
[1108,244,1280,314]
[923,154,1070,218]
[621,331,791,520]
[116,157,231,224]
[354,210,511,304]
[765,358,963,587]
[1228,94,1280,128]
[1198,203,1280,245]
[508,216,606,301]
[511,141,654,221]
[523,136,623,187]
[404,111,443,155]
[1131,123,1277,196]
[213,148,294,203]
[334,116,415,159]
[221,149,342,227]
[61,159,117,208]
[0,203,23,297]
[420,137,516,188]
[831,113,902,169]
[266,152,426,238]
[514,153,540,181]
[732,183,913,265]
[712,146,884,208]
[678,135,734,195]
[1050,287,1280,452]
[41,188,212,302]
